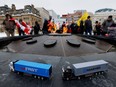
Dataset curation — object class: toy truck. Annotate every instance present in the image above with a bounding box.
[62,60,108,80]
[9,60,52,80]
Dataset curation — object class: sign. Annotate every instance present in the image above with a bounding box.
[21,67,38,72]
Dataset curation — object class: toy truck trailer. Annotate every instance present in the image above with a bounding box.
[62,60,108,80]
[9,60,52,79]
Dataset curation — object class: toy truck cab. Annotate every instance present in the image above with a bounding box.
[62,66,74,80]
[9,60,18,72]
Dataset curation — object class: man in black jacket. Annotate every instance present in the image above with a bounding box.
[70,21,78,34]
[85,16,92,35]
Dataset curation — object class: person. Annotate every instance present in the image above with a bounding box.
[102,15,114,35]
[80,20,84,34]
[61,21,68,33]
[47,16,53,33]
[18,19,25,36]
[70,21,78,34]
[30,26,34,35]
[94,21,101,35]
[52,21,57,33]
[42,19,49,34]
[34,21,40,35]
[56,23,62,33]
[2,14,16,37]
[67,23,71,33]
[85,16,92,35]
[95,22,101,35]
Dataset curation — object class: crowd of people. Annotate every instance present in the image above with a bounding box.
[42,15,116,37]
[2,14,116,37]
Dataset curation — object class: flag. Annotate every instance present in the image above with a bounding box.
[15,20,30,35]
[77,11,89,26]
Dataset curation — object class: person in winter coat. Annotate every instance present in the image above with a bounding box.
[102,15,114,35]
[85,16,92,35]
[93,21,101,35]
[70,21,78,34]
[62,22,68,33]
[2,14,16,37]
[34,21,40,35]
[42,19,49,34]
[80,20,84,34]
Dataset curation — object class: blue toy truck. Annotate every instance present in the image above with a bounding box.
[62,60,108,80]
[9,60,52,80]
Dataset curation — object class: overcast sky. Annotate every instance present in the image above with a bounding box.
[0,0,116,15]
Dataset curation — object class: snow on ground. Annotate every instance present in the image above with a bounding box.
[0,32,7,37]
[0,32,18,38]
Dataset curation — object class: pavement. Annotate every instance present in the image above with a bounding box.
[0,35,116,87]
[0,32,7,37]
[0,32,18,38]
[0,52,116,87]
[7,35,103,57]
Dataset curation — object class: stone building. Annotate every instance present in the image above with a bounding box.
[48,10,58,20]
[0,4,42,31]
[61,10,94,25]
[36,7,50,28]
[61,10,86,24]
[93,8,116,25]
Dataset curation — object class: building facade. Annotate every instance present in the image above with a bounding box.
[0,4,42,31]
[48,10,58,21]
[61,10,85,24]
[54,18,66,26]
[36,7,50,28]
[61,10,94,25]
[93,8,116,25]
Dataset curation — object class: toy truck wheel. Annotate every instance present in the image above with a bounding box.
[78,77,81,80]
[101,71,104,74]
[17,72,23,75]
[66,78,69,80]
[41,77,44,80]
[17,72,20,74]
[95,73,98,75]
[34,75,37,78]
[89,77,92,80]
[10,68,14,72]
[98,72,101,75]
[38,76,40,79]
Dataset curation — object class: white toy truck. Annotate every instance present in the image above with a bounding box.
[62,60,108,80]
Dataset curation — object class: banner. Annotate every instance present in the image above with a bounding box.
[77,11,89,26]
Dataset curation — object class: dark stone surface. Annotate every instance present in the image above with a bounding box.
[66,39,81,47]
[7,35,103,57]
[26,39,37,44]
[22,37,33,41]
[0,34,42,48]
[78,34,116,46]
[44,39,57,47]
[49,33,71,36]
[0,52,116,87]
[82,38,96,44]
[0,35,116,87]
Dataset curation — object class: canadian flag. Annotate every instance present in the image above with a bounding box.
[14,20,30,35]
